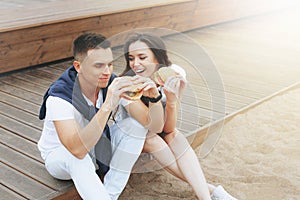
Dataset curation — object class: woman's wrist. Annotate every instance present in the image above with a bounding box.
[148,90,160,98]
[166,101,178,108]
[148,91,162,103]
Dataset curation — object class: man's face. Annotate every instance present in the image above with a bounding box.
[79,48,113,89]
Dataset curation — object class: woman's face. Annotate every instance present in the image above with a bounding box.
[128,41,159,78]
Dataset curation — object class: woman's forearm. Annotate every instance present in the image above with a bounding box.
[163,101,178,133]
[146,101,164,133]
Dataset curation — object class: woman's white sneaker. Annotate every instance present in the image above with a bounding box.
[211,185,237,200]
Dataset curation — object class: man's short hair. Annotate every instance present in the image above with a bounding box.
[73,33,111,61]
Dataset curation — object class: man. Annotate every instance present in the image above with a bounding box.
[37,33,162,199]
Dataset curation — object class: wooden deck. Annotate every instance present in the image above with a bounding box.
[1,0,298,74]
[1,1,300,200]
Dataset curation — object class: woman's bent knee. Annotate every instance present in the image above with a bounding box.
[164,129,181,144]
[143,135,163,152]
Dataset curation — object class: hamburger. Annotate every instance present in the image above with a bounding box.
[153,67,177,86]
[122,77,143,100]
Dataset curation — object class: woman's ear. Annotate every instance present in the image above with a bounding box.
[73,60,81,73]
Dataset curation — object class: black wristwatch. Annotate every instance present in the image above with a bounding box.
[148,91,162,103]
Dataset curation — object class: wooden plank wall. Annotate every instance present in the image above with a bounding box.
[1,0,299,74]
[0,0,196,73]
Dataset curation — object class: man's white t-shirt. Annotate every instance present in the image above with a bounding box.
[38,91,103,160]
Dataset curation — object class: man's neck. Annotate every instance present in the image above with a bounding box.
[79,80,101,106]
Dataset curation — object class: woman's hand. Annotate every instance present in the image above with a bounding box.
[132,75,160,98]
[163,75,187,104]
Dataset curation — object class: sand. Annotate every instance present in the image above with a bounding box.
[120,86,300,200]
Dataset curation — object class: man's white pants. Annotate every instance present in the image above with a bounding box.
[104,117,147,200]
[45,145,110,200]
[44,117,147,200]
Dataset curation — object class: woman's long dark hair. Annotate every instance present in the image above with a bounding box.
[121,32,172,76]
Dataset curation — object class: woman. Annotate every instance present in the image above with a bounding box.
[119,32,237,200]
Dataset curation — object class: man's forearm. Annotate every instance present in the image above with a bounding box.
[76,103,112,157]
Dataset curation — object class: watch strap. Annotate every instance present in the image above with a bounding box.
[148,91,162,103]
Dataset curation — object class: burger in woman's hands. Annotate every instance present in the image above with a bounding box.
[153,67,177,86]
[122,77,143,100]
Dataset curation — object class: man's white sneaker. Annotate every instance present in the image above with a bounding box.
[211,185,238,200]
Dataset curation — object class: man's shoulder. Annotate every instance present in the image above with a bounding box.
[44,96,78,121]
[47,96,73,107]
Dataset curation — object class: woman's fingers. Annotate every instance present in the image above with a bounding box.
[163,75,187,102]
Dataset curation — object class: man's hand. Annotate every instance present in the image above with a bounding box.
[102,77,132,111]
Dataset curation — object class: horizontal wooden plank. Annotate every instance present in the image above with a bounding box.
[48,62,72,72]
[26,68,62,81]
[38,67,67,77]
[188,82,259,109]
[189,80,263,101]
[176,120,200,135]
[44,60,72,69]
[180,102,225,121]
[0,127,42,163]
[177,108,211,127]
[0,81,42,105]
[12,73,54,88]
[0,184,26,200]
[0,162,54,199]
[1,144,72,191]
[0,76,46,95]
[0,102,43,130]
[0,91,40,115]
[181,86,243,113]
[1,114,41,142]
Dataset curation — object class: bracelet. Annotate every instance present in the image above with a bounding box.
[148,91,162,103]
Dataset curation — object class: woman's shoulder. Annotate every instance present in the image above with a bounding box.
[170,64,186,78]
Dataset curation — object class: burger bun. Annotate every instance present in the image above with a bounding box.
[122,77,143,100]
[153,67,177,86]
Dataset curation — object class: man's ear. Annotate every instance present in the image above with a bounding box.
[73,60,81,73]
